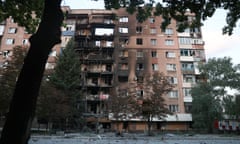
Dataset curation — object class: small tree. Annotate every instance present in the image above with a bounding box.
[37,81,71,130]
[191,57,240,133]
[0,46,27,118]
[140,72,173,136]
[191,82,223,133]
[222,94,240,119]
[108,83,138,135]
[48,38,82,129]
[235,94,240,118]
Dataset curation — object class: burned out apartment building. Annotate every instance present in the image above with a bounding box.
[63,7,206,132]
[0,6,206,132]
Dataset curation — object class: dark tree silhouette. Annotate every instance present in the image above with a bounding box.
[37,81,71,130]
[48,38,82,129]
[108,83,137,134]
[0,0,63,144]
[0,46,27,118]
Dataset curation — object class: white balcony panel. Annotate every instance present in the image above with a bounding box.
[179,44,192,49]
[182,83,192,88]
[177,32,190,37]
[180,56,194,62]
[184,96,192,102]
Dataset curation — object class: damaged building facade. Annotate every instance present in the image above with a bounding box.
[62,7,205,132]
[0,6,206,132]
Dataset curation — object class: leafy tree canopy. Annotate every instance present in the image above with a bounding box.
[48,38,82,128]
[37,81,71,129]
[222,94,239,119]
[191,82,223,133]
[0,0,44,32]
[49,38,81,92]
[198,57,240,90]
[141,72,172,119]
[0,46,27,115]
[2,0,240,34]
[191,57,240,132]
[139,72,173,135]
[104,0,240,34]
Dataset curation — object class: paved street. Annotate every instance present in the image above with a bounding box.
[29,133,240,144]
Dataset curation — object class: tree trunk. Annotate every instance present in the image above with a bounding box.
[147,117,150,136]
[147,115,153,136]
[0,0,63,144]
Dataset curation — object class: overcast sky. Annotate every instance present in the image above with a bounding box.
[62,0,240,65]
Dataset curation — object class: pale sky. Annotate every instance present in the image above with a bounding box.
[62,0,240,65]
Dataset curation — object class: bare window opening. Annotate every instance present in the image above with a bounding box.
[136,26,142,33]
[136,38,143,45]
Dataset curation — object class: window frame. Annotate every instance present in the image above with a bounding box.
[152,63,159,71]
[165,28,173,35]
[151,51,157,58]
[150,27,157,34]
[8,27,17,34]
[165,39,174,46]
[136,38,143,45]
[166,51,176,58]
[168,77,178,84]
[119,16,129,23]
[119,27,128,33]
[136,26,142,33]
[166,63,176,71]
[136,63,144,70]
[183,88,191,97]
[150,39,157,46]
[169,104,179,112]
[5,38,15,45]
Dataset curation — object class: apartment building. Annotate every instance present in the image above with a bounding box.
[0,17,31,69]
[0,6,205,132]
[64,7,205,132]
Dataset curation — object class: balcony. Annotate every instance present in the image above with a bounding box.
[184,96,192,102]
[191,38,204,45]
[85,94,109,101]
[180,56,194,62]
[117,70,129,76]
[85,82,112,88]
[90,22,115,29]
[181,69,195,74]
[86,68,113,76]
[182,82,192,88]
[177,32,190,37]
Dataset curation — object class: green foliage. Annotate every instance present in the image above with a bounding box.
[37,81,71,128]
[191,57,240,132]
[222,94,240,119]
[48,38,82,129]
[0,46,27,116]
[141,72,173,120]
[50,38,81,93]
[103,0,240,35]
[0,0,44,33]
[199,57,240,89]
[108,86,137,121]
[191,82,223,133]
[140,72,173,135]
